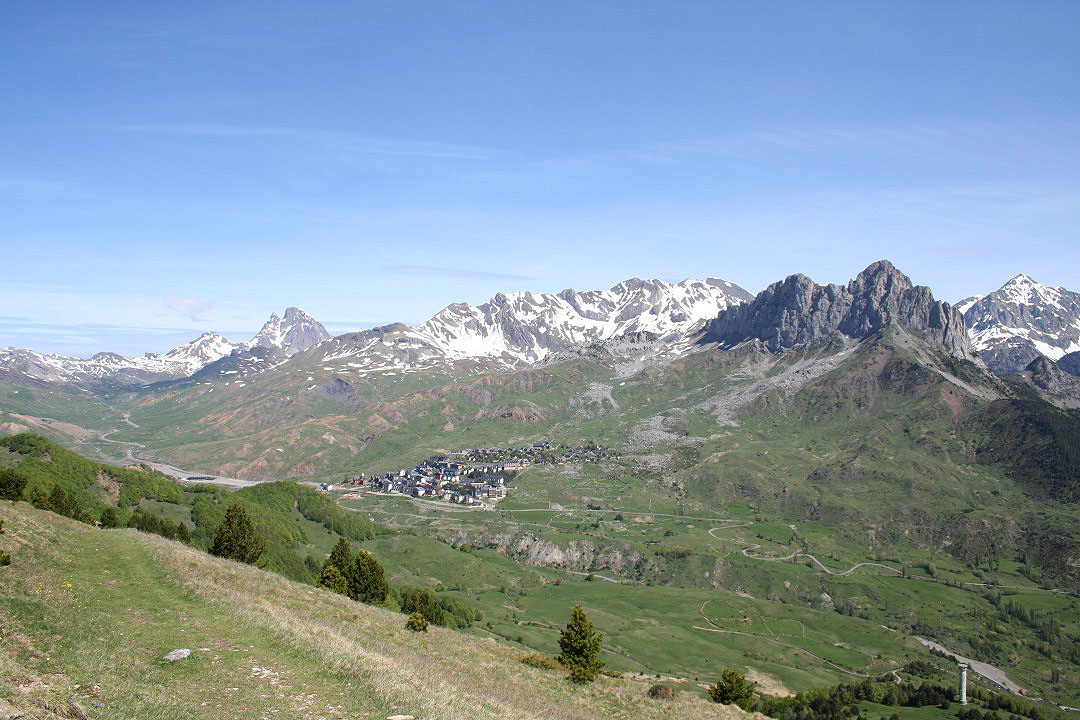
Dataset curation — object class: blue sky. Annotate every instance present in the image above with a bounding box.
[2,1,1078,356]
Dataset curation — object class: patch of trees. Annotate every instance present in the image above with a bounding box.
[756,679,958,720]
[126,510,191,544]
[295,489,378,541]
[1,434,182,509]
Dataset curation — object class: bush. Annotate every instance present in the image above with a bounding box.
[558,604,604,684]
[99,506,120,528]
[647,684,675,700]
[405,612,429,632]
[0,468,26,500]
[708,668,757,710]
[0,550,10,566]
[519,653,561,670]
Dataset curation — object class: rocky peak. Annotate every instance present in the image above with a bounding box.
[962,274,1080,374]
[248,307,330,356]
[704,261,974,358]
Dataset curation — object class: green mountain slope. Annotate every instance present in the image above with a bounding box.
[0,502,753,720]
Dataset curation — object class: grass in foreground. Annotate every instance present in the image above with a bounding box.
[0,501,754,720]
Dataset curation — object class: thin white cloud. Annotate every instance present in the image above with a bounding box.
[165,294,215,321]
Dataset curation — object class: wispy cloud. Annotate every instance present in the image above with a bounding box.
[116,123,513,161]
[384,265,536,282]
[165,294,215,321]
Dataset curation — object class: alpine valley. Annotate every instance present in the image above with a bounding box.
[3,261,1079,714]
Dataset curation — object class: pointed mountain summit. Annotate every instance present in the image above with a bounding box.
[703,260,973,358]
[961,274,1080,374]
[247,307,330,356]
[162,332,239,374]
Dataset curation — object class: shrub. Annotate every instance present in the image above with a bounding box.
[558,604,604,684]
[209,504,266,565]
[0,550,10,566]
[99,506,119,528]
[405,612,429,632]
[519,653,561,670]
[0,468,26,500]
[647,684,675,700]
[708,668,757,710]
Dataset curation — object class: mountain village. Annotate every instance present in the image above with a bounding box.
[330,442,617,507]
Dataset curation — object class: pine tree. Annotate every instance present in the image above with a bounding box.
[326,537,353,574]
[707,668,757,710]
[0,468,26,501]
[345,550,389,604]
[317,562,349,594]
[558,604,604,684]
[209,504,265,565]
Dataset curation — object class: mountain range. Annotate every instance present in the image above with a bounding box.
[6,268,1078,392]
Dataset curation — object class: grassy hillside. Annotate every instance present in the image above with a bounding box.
[0,433,382,583]
[0,502,754,720]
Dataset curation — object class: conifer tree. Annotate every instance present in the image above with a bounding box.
[326,537,353,574]
[345,549,389,603]
[176,521,191,544]
[707,668,757,709]
[558,604,604,684]
[0,468,26,501]
[209,504,265,565]
[317,562,349,594]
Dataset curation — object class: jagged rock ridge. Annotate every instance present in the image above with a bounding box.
[703,260,974,358]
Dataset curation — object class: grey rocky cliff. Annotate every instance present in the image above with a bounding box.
[703,260,974,358]
[1018,355,1080,408]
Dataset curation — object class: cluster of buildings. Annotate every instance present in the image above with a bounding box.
[341,455,510,506]
[329,441,616,507]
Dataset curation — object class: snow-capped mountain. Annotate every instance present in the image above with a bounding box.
[304,277,753,374]
[161,332,239,375]
[417,277,753,363]
[0,308,327,387]
[246,307,330,356]
[0,331,239,387]
[961,274,1080,375]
